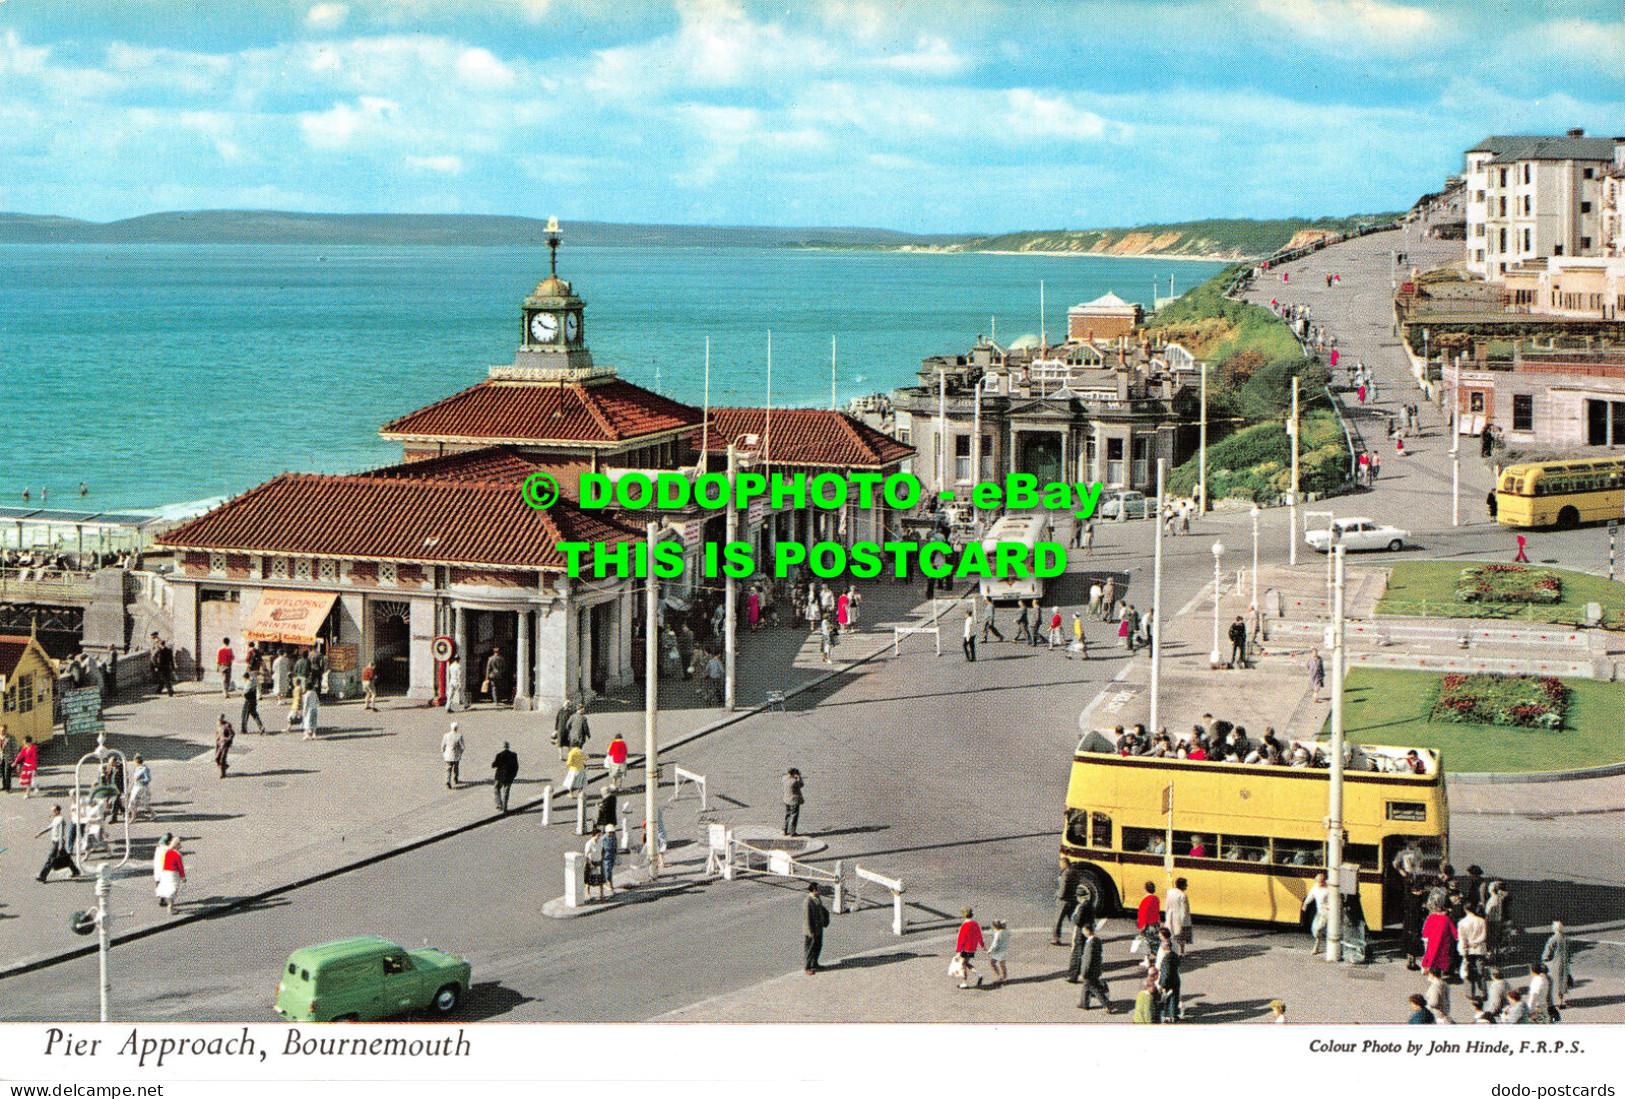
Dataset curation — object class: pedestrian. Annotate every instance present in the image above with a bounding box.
[981,598,1003,643]
[704,650,724,703]
[1053,863,1087,944]
[1026,600,1042,646]
[361,661,378,711]
[1402,879,1429,971]
[151,636,176,696]
[1079,520,1094,556]
[605,732,628,790]
[1407,993,1436,1025]
[128,754,153,821]
[845,585,861,629]
[1074,921,1111,1011]
[804,882,829,974]
[1165,877,1192,949]
[782,767,804,836]
[1065,887,1099,982]
[1136,880,1161,933]
[483,648,506,706]
[213,715,235,779]
[1542,921,1572,1009]
[441,722,465,788]
[1068,612,1086,660]
[1422,900,1458,979]
[445,653,465,712]
[216,637,235,696]
[155,834,185,910]
[1228,615,1248,668]
[1117,614,1132,651]
[561,743,588,796]
[0,724,15,793]
[1155,927,1183,1021]
[1303,871,1331,953]
[239,676,266,734]
[961,609,976,662]
[583,827,608,901]
[552,698,577,761]
[833,587,846,630]
[1459,906,1489,998]
[34,804,81,882]
[17,735,39,796]
[300,681,320,739]
[1012,601,1032,644]
[1484,967,1509,1016]
[271,648,291,699]
[491,741,519,813]
[1372,453,1381,480]
[1357,383,1367,404]
[1396,433,1406,456]
[985,920,1009,987]
[953,908,984,989]
[1514,534,1529,563]
[599,817,619,897]
[819,614,834,664]
[1100,578,1116,619]
[1526,963,1554,1023]
[1123,604,1140,653]
[1132,972,1161,1023]
[566,701,591,759]
[1486,491,1498,520]
[1498,988,1528,1024]
[1425,970,1453,1023]
[1087,580,1102,617]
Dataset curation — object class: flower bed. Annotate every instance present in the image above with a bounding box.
[1454,564,1562,605]
[1430,673,1568,729]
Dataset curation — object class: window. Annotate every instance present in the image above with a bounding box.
[15,674,33,714]
[1121,826,1167,855]
[209,552,226,576]
[1091,812,1112,850]
[1474,224,1485,237]
[1523,196,1531,215]
[1065,809,1089,847]
[1220,834,1270,864]
[1469,391,1485,412]
[1344,843,1380,872]
[1554,244,1564,256]
[954,434,972,482]
[1581,237,1592,250]
[294,558,312,581]
[897,427,910,446]
[269,557,288,580]
[1498,168,1507,187]
[1386,801,1428,822]
[1273,838,1324,868]
[1513,395,1533,432]
[1584,167,1595,180]
[1523,228,1531,251]
[1498,197,1506,217]
[1523,164,1531,185]
[318,559,338,583]
[1498,228,1507,252]
[1581,201,1592,214]
[1106,437,1125,485]
[378,561,397,585]
[382,954,412,976]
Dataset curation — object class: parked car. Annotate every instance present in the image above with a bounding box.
[274,936,471,1022]
[1097,489,1148,520]
[1304,517,1410,553]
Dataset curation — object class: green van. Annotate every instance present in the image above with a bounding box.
[274,936,472,1022]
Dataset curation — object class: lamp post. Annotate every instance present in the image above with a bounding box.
[1326,544,1348,962]
[1149,459,1167,732]
[936,367,947,493]
[644,520,660,879]
[971,373,995,494]
[1250,505,1261,611]
[1209,540,1225,668]
[1198,362,1209,515]
[724,433,760,713]
[1289,375,1300,566]
[73,729,130,1022]
[1451,395,1461,528]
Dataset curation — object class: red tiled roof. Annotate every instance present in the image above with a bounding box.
[380,378,702,446]
[369,447,595,500]
[156,473,637,570]
[702,408,914,468]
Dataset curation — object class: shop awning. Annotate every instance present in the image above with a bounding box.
[243,590,338,645]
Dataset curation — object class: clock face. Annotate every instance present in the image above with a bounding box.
[530,312,559,342]
[564,312,580,342]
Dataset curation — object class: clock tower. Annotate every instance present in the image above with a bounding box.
[496,217,609,382]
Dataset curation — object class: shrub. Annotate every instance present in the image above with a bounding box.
[1430,673,1567,729]
[1455,565,1562,605]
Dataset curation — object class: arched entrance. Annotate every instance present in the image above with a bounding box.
[1018,432,1063,485]
[372,602,411,693]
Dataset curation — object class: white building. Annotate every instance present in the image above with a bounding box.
[1462,129,1623,280]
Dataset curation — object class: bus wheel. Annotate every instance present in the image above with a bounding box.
[1073,866,1118,916]
[1557,506,1580,530]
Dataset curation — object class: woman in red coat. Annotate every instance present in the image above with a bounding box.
[16,736,39,797]
[1421,903,1457,978]
[953,908,985,989]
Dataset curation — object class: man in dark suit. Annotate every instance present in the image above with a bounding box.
[1157,933,1183,1021]
[1077,922,1112,1011]
[804,882,829,974]
[1065,891,1099,982]
[491,742,519,813]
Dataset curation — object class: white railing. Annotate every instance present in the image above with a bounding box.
[670,766,708,810]
[707,825,845,910]
[853,865,907,936]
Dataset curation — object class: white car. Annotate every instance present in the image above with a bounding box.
[1305,517,1410,553]
[1096,489,1148,520]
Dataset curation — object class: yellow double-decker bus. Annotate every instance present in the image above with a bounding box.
[1494,456,1625,529]
[1060,741,1448,927]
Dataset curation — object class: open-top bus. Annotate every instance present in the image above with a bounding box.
[1060,738,1448,928]
[1494,456,1625,528]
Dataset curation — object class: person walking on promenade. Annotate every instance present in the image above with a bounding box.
[1486,491,1498,520]
[1484,967,1509,1016]
[1136,881,1162,935]
[985,919,1009,987]
[552,698,577,761]
[128,754,153,821]
[491,741,519,813]
[953,908,984,989]
[1087,580,1102,617]
[1425,970,1453,1023]
[583,827,608,901]
[155,835,186,910]
[561,743,588,797]
[271,648,292,699]
[1132,972,1161,1023]
[844,585,861,630]
[1228,615,1248,668]
[483,648,506,707]
[819,613,835,664]
[565,701,591,760]
[1068,612,1087,660]
[1027,600,1042,647]
[804,882,829,974]
[1117,612,1132,651]
[0,724,15,793]
[1155,927,1183,1021]
[782,767,805,836]
[1165,877,1192,949]
[1053,863,1087,945]
[704,650,724,704]
[1012,601,1032,644]
[361,661,378,711]
[1046,607,1062,651]
[981,598,1003,643]
[239,676,266,734]
[300,681,320,740]
[1124,604,1141,653]
[1459,906,1489,999]
[151,636,176,696]
[293,649,311,700]
[1079,520,1094,555]
[1303,872,1332,953]
[1065,888,1099,981]
[1526,962,1554,1023]
[213,715,235,779]
[833,587,846,631]
[1076,922,1112,1011]
[1100,577,1116,620]
[599,816,619,897]
[441,722,465,789]
[605,732,628,790]
[961,609,976,662]
[1422,900,1458,980]
[216,637,235,697]
[35,804,81,882]
[1515,534,1530,563]
[17,735,39,797]
[444,654,465,713]
[1542,921,1573,1009]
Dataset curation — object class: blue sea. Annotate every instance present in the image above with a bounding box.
[0,243,1225,511]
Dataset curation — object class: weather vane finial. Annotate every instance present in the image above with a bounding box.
[545,216,562,275]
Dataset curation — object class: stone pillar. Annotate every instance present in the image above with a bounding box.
[453,605,468,701]
[515,608,532,710]
[408,596,437,702]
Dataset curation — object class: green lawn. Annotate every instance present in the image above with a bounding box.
[1326,669,1625,774]
[1377,560,1625,629]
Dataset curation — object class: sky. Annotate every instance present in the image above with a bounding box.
[1,0,1621,233]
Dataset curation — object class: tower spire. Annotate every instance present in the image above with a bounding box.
[545,216,561,275]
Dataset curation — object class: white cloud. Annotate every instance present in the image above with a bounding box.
[405,153,463,174]
[305,4,350,32]
[455,47,514,89]
[875,35,968,77]
[1263,0,1435,45]
[1004,89,1110,142]
[298,95,398,149]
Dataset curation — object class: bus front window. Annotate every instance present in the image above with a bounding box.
[1064,809,1089,847]
[1091,813,1113,850]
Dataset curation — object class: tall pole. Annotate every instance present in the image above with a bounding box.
[1210,541,1224,668]
[972,375,984,493]
[644,521,660,880]
[96,864,111,1022]
[936,368,947,492]
[1198,362,1209,514]
[1250,505,1260,610]
[1326,544,1348,962]
[830,336,837,412]
[699,337,710,474]
[724,443,738,712]
[1149,459,1166,732]
[1451,395,1461,527]
[1290,375,1300,565]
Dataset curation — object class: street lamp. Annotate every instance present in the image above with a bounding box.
[1198,362,1209,515]
[1326,544,1348,962]
[724,433,760,713]
[1289,375,1300,566]
[1250,505,1261,612]
[72,730,131,1022]
[1149,459,1167,733]
[1210,540,1225,668]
